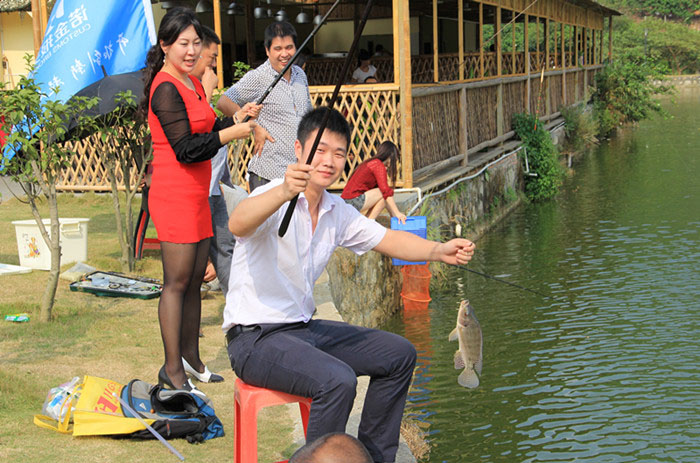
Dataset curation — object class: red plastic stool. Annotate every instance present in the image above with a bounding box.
[234,378,312,463]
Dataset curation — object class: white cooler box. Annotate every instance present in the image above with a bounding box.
[12,218,89,270]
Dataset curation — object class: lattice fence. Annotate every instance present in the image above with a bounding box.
[566,72,577,104]
[305,56,394,86]
[466,86,498,148]
[226,86,401,191]
[58,130,138,191]
[412,92,460,170]
[549,74,563,112]
[503,81,526,134]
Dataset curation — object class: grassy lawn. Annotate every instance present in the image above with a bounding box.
[0,192,296,462]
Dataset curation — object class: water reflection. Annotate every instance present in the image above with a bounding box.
[383,91,700,462]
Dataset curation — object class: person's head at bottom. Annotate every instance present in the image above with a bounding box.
[289,432,373,463]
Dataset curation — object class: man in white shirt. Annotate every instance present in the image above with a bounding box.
[351,49,378,83]
[223,107,476,462]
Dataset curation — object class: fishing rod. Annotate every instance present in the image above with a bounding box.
[278,0,376,237]
[240,0,342,122]
[458,265,549,298]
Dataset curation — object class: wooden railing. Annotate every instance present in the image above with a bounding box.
[411,66,603,176]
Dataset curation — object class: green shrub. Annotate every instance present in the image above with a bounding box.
[561,105,598,154]
[513,113,564,202]
[591,59,672,137]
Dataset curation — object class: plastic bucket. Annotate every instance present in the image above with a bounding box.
[391,216,428,266]
[12,218,89,270]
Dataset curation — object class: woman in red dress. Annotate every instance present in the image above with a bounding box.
[341,141,407,223]
[143,8,261,393]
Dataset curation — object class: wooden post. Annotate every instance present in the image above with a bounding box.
[574,25,578,67]
[511,11,515,74]
[561,22,566,106]
[459,87,468,165]
[213,0,224,89]
[583,27,587,66]
[245,0,256,65]
[479,3,484,78]
[433,0,438,82]
[496,7,502,77]
[497,82,503,137]
[30,0,42,57]
[545,18,549,70]
[458,0,464,80]
[525,14,530,113]
[599,26,604,64]
[40,0,49,37]
[608,16,613,62]
[536,17,540,71]
[394,0,413,187]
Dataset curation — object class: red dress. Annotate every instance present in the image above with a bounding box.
[341,158,394,200]
[148,72,215,243]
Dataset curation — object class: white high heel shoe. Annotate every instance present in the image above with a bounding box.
[182,357,224,383]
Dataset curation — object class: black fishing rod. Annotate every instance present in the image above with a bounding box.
[278,0,376,237]
[240,0,342,122]
[458,265,549,298]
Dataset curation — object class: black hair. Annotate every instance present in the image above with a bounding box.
[142,7,202,112]
[297,107,351,152]
[369,141,399,186]
[358,49,371,62]
[200,25,220,47]
[264,21,297,50]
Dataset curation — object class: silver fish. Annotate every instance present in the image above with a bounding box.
[448,300,482,388]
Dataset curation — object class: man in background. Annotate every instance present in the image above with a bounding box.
[217,21,311,191]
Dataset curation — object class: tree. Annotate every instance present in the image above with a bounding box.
[0,56,99,322]
[95,91,151,272]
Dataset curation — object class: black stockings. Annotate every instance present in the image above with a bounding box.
[158,239,210,387]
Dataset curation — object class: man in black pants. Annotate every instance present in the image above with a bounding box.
[222,108,476,462]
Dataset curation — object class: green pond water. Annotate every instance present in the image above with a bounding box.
[383,90,700,462]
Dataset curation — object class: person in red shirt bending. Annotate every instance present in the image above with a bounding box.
[341,141,407,224]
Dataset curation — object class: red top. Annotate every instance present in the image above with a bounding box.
[147,72,216,243]
[341,158,394,200]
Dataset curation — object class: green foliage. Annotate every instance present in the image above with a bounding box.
[591,58,672,137]
[232,61,251,82]
[601,0,698,22]
[560,105,598,154]
[608,15,700,75]
[513,113,564,202]
[0,55,100,321]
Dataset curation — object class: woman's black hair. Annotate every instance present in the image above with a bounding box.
[141,7,202,113]
[371,141,399,187]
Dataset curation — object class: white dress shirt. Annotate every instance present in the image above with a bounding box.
[222,179,386,330]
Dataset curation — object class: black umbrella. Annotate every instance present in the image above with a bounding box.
[62,69,145,139]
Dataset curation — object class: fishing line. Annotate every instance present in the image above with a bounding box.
[458,265,548,298]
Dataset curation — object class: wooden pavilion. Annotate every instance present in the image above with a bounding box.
[53,0,620,192]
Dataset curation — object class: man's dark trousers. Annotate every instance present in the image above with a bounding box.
[227,319,417,463]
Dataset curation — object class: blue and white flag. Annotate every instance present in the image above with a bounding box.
[34,0,156,102]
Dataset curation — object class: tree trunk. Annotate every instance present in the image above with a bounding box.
[42,182,61,322]
[106,158,130,273]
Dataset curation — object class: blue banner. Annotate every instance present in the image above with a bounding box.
[33,0,156,102]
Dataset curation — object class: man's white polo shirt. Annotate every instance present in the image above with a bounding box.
[222,179,386,331]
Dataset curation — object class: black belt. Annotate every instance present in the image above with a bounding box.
[226,324,258,345]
